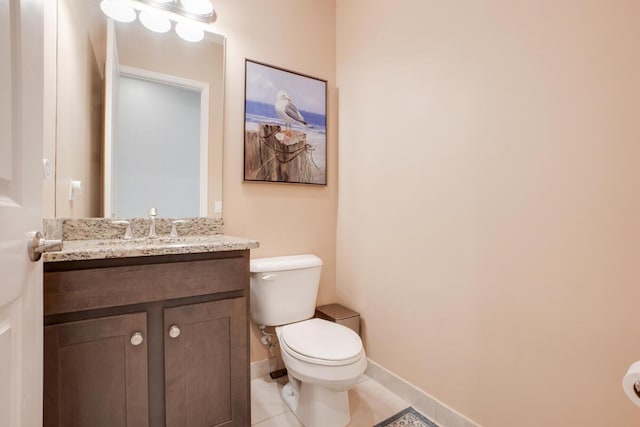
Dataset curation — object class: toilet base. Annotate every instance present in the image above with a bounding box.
[280,377,351,427]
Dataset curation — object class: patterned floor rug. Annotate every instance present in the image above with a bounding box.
[374,407,439,427]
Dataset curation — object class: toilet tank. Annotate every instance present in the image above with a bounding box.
[250,254,322,326]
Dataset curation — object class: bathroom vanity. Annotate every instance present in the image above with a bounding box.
[42,223,258,427]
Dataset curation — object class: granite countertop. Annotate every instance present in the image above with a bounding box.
[43,235,260,263]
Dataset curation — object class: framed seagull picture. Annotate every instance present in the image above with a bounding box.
[244,59,327,185]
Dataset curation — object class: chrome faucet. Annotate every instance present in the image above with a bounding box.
[111,220,133,240]
[148,207,158,238]
[169,219,188,238]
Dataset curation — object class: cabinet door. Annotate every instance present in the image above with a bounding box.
[164,297,249,427]
[43,313,149,427]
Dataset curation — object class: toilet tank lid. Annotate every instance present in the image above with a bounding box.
[250,254,322,273]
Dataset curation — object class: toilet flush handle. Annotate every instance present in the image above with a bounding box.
[261,274,275,281]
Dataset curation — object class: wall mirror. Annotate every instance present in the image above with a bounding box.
[50,0,225,218]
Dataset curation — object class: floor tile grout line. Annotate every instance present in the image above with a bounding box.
[251,409,295,426]
[251,374,417,426]
[251,405,291,426]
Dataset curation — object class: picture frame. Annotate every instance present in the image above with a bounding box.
[243,59,327,185]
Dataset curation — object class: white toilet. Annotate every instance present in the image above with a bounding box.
[250,254,367,427]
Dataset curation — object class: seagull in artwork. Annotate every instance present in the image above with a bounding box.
[275,91,313,134]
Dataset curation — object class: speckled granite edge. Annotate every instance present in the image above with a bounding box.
[43,217,224,240]
[42,235,259,263]
[41,217,261,263]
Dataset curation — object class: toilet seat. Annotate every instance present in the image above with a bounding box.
[278,318,364,366]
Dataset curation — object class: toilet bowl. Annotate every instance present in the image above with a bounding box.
[276,318,367,427]
[250,255,367,427]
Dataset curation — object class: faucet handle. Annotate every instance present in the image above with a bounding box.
[147,208,158,238]
[169,220,188,238]
[111,220,133,240]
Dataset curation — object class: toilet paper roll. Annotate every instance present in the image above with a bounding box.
[623,361,640,407]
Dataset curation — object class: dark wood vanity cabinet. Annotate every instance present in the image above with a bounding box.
[43,251,250,427]
[44,312,150,427]
[164,298,247,427]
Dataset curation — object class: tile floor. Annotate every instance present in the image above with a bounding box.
[251,374,414,426]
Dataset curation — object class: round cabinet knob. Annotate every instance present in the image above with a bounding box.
[169,325,181,339]
[130,332,144,346]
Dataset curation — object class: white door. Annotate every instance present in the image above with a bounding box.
[0,0,45,426]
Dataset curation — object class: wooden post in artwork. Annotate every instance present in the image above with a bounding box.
[244,123,312,182]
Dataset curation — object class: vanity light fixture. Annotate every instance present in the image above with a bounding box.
[100,0,216,42]
[175,22,205,42]
[100,0,136,23]
[180,0,214,16]
[139,10,172,33]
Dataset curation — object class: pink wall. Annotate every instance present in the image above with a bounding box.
[336,1,640,425]
[213,0,338,363]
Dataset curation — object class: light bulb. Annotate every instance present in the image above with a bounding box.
[180,0,214,16]
[100,0,136,23]
[175,22,204,42]
[139,11,172,33]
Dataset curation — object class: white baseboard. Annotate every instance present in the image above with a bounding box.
[366,359,480,427]
[251,357,479,427]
